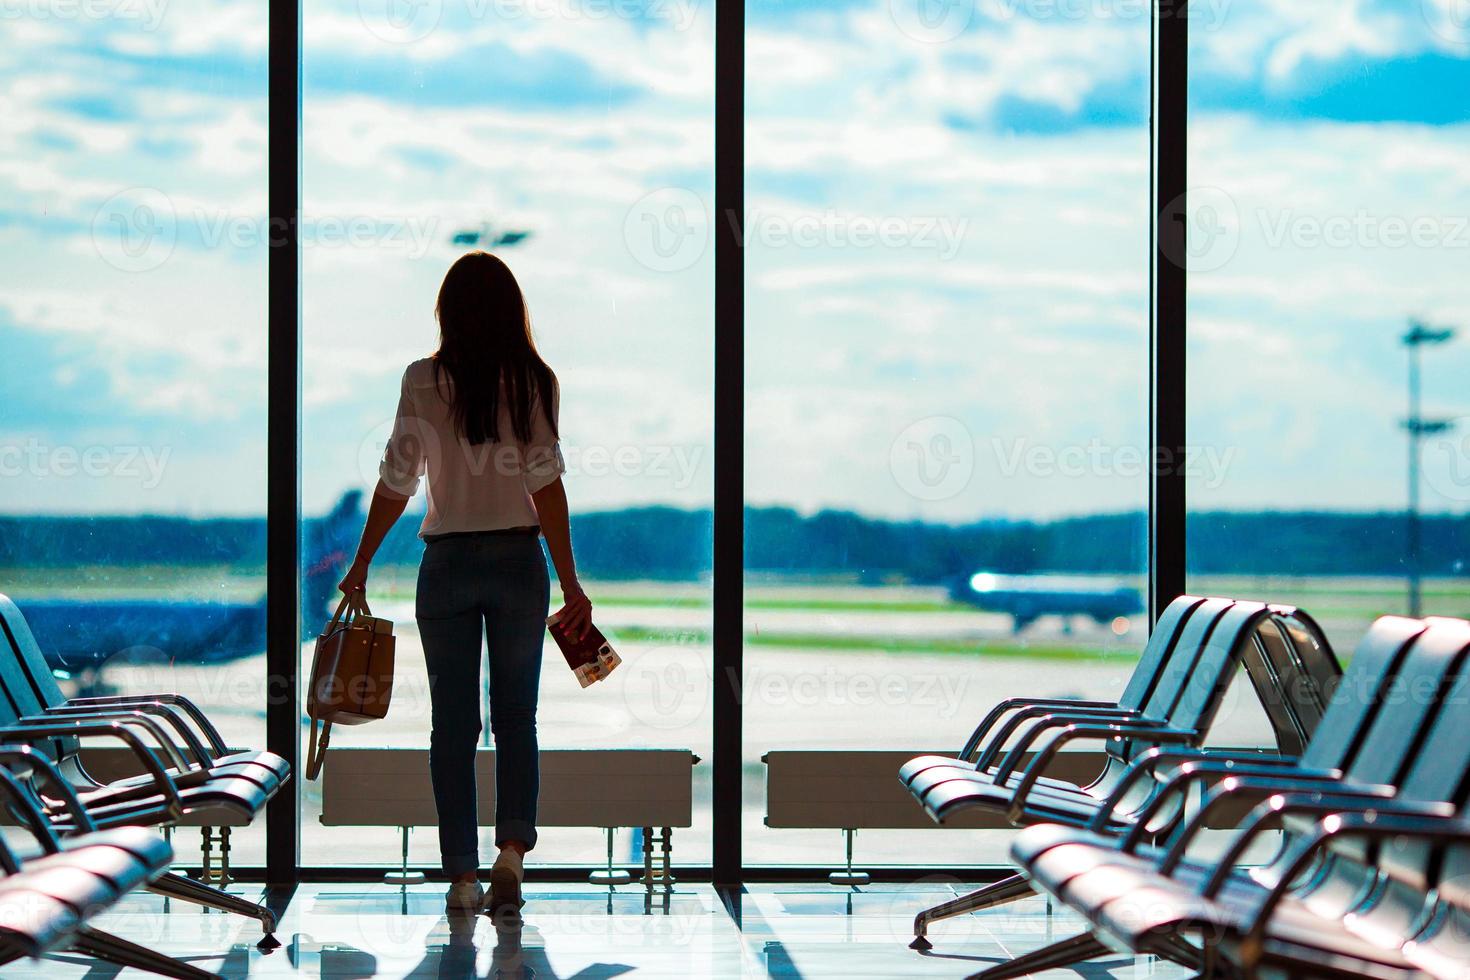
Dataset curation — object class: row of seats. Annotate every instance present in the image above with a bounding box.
[0,593,288,977]
[902,596,1341,944]
[902,596,1470,979]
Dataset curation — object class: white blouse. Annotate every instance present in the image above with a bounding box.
[378,357,565,538]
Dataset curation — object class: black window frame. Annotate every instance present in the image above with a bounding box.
[262,0,1187,885]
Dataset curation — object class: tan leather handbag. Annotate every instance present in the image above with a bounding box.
[306,591,395,780]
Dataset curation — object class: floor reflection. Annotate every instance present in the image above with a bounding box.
[8,881,1191,978]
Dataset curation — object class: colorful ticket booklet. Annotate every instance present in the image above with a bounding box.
[546,612,622,688]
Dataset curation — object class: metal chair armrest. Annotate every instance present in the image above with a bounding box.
[993,715,1179,785]
[0,720,183,817]
[973,704,1142,770]
[960,697,1120,759]
[1160,780,1399,877]
[63,693,231,756]
[1110,760,1342,851]
[1228,805,1465,950]
[19,709,198,774]
[0,745,97,835]
[39,703,215,767]
[1003,724,1200,822]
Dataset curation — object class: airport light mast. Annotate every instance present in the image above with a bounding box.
[1402,320,1456,618]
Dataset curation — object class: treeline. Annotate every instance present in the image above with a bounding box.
[1,505,1466,582]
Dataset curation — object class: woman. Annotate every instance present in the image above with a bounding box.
[338,251,592,916]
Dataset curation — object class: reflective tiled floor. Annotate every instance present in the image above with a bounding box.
[9,881,1189,978]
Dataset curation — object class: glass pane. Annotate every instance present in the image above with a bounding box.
[744,1,1152,865]
[0,2,269,863]
[301,1,714,868]
[1185,3,1470,650]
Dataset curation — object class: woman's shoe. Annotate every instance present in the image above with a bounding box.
[486,849,525,916]
[445,879,485,912]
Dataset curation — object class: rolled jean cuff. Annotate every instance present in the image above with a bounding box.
[442,851,479,877]
[495,820,537,852]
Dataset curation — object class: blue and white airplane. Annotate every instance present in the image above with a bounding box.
[14,492,363,691]
[950,571,1144,634]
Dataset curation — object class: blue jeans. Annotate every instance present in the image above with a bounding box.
[416,531,548,876]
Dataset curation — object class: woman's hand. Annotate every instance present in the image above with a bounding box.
[337,555,369,596]
[555,582,593,639]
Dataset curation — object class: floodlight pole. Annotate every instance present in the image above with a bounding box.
[1403,321,1456,618]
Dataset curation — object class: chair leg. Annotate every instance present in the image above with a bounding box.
[911,872,1036,949]
[70,925,219,979]
[1147,931,1205,970]
[965,930,1109,980]
[147,870,281,948]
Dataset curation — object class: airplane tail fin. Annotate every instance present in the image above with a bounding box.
[302,490,363,629]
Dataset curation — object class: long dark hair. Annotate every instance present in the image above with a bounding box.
[432,251,558,446]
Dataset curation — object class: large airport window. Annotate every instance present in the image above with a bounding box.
[300,0,714,868]
[14,0,1449,881]
[1184,3,1470,648]
[742,0,1155,866]
[0,4,270,865]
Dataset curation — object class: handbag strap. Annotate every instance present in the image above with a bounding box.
[305,717,332,781]
[326,590,371,633]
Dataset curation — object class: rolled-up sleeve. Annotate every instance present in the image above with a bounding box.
[378,368,426,497]
[522,384,565,494]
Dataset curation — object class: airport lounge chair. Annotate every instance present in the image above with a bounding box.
[901,594,1210,791]
[899,599,1281,940]
[0,596,282,942]
[903,598,1339,948]
[988,615,1470,979]
[0,594,289,791]
[0,745,214,978]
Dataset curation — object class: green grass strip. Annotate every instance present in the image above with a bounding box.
[608,624,1127,662]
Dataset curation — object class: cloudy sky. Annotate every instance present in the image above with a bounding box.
[1,0,1468,523]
